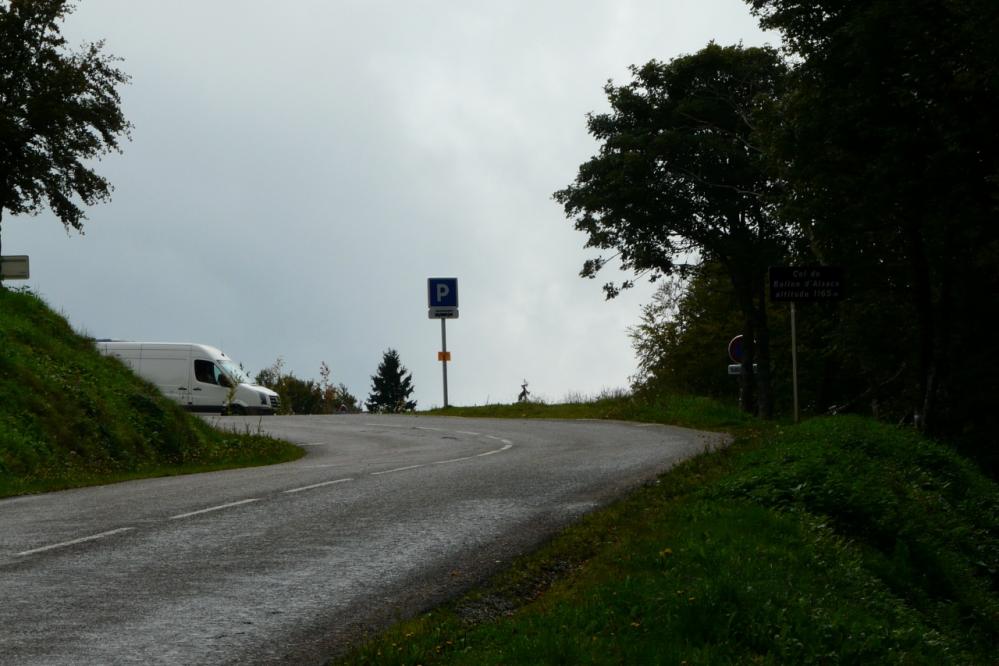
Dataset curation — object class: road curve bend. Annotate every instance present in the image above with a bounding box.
[0,415,726,665]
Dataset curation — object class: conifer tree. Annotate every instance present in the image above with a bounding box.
[365,349,416,413]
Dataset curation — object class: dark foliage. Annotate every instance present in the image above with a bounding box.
[0,0,131,261]
[366,349,416,413]
[744,0,999,468]
[254,361,359,415]
[555,43,791,417]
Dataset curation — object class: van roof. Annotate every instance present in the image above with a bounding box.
[98,341,228,358]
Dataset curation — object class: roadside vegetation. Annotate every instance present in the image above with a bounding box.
[339,398,998,664]
[554,0,999,477]
[0,288,302,498]
[430,391,749,432]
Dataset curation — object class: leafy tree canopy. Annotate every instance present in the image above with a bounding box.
[254,358,360,415]
[0,0,131,253]
[555,42,790,296]
[555,43,790,416]
[366,349,416,413]
[746,0,999,436]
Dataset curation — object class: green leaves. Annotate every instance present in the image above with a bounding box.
[557,43,791,417]
[0,0,131,234]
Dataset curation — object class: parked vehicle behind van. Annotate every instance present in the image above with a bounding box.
[96,341,279,415]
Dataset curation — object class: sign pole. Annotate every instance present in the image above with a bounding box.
[427,277,457,408]
[791,301,799,424]
[770,265,844,424]
[441,317,449,408]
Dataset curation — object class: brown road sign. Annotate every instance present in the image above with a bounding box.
[0,255,29,280]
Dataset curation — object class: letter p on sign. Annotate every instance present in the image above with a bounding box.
[427,278,458,308]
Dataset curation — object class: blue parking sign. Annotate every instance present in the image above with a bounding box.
[428,278,458,308]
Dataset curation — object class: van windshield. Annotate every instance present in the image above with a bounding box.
[218,359,252,385]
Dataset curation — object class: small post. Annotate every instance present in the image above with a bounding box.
[441,317,449,408]
[791,301,799,424]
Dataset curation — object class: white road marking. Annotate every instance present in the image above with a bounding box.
[477,443,514,457]
[433,456,478,465]
[14,429,516,556]
[371,464,423,476]
[283,478,353,494]
[169,498,260,520]
[299,442,328,447]
[363,423,411,428]
[16,527,135,557]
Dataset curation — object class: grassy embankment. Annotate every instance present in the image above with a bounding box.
[340,398,998,664]
[0,287,302,498]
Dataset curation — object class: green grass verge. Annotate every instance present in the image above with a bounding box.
[0,287,302,498]
[339,403,998,664]
[428,394,750,431]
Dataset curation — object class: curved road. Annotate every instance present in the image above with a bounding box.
[0,415,725,665]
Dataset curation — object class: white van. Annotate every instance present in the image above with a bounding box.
[96,341,279,415]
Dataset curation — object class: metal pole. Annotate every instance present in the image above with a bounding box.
[441,317,449,408]
[791,301,799,424]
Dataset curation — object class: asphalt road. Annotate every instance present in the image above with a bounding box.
[0,415,726,665]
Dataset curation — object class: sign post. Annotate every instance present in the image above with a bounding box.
[769,266,844,423]
[427,278,458,408]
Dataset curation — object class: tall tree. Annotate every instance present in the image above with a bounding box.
[747,0,999,435]
[555,43,790,417]
[366,349,416,413]
[0,0,131,274]
[630,262,745,400]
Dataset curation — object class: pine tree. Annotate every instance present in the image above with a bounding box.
[365,349,416,413]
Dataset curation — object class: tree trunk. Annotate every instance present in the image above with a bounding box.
[753,274,774,419]
[922,260,952,435]
[0,207,4,289]
[739,311,757,415]
[905,218,934,431]
[731,272,757,415]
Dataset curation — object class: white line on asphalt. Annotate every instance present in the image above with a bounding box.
[371,464,423,476]
[16,527,135,557]
[456,431,480,436]
[169,498,260,520]
[283,478,353,494]
[433,456,478,465]
[300,442,328,447]
[364,423,411,428]
[477,443,514,457]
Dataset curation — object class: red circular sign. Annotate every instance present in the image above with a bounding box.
[728,335,745,363]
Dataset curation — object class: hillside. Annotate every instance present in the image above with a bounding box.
[0,287,300,497]
[347,403,999,664]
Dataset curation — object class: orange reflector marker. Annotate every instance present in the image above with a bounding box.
[437,351,451,362]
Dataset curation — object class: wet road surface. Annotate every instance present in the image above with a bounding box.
[0,415,725,664]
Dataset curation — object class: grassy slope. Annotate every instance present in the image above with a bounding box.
[429,394,751,431]
[0,288,301,497]
[341,402,998,664]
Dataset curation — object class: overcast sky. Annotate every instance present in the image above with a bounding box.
[7,1,776,408]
